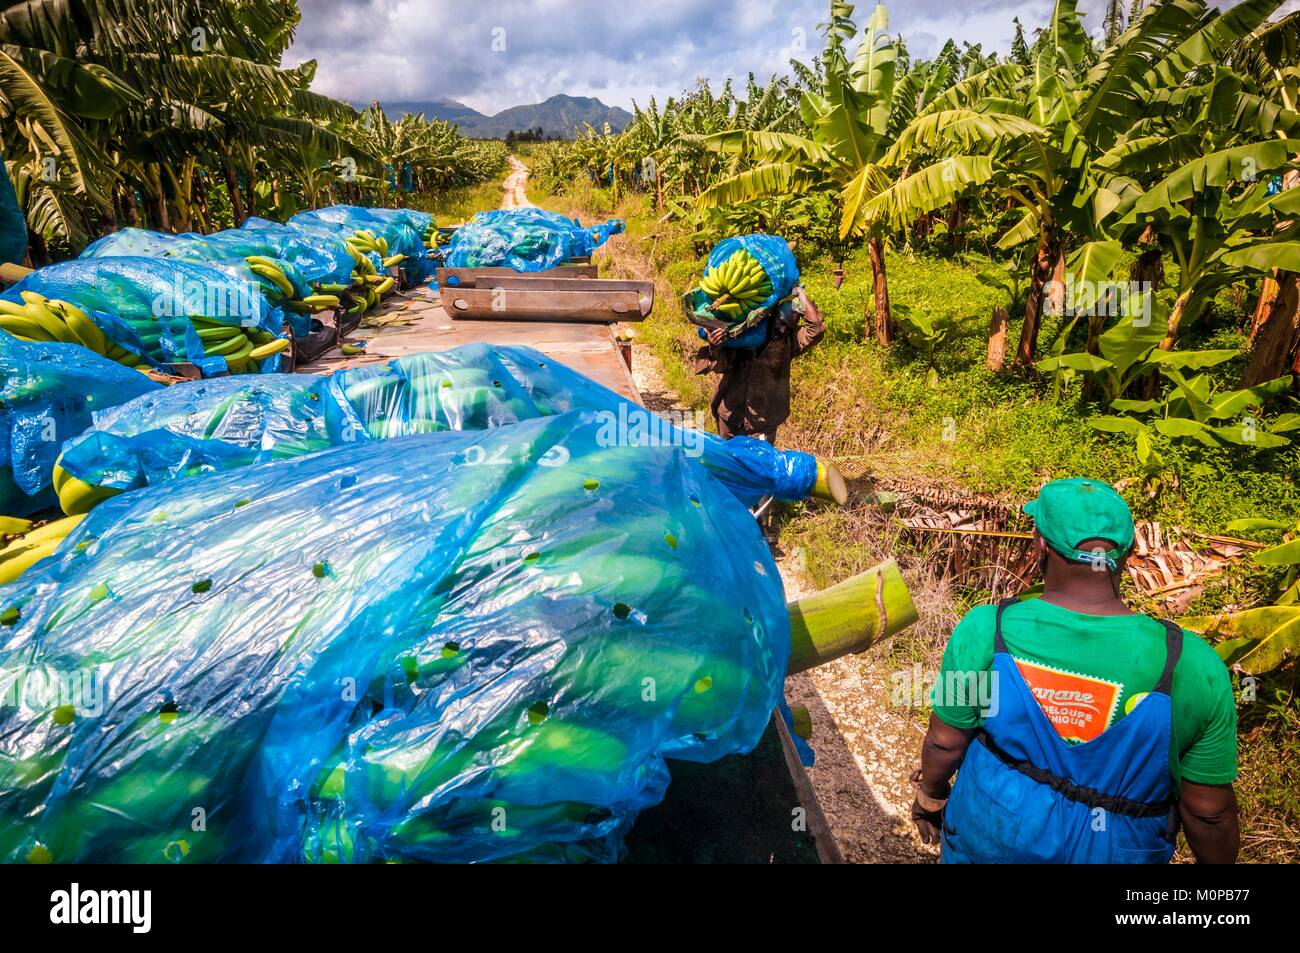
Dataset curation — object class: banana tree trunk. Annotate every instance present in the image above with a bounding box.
[1242,270,1300,388]
[786,559,917,674]
[1158,286,1196,351]
[222,162,246,226]
[987,306,1008,372]
[146,164,169,232]
[1015,224,1061,366]
[867,235,893,345]
[121,185,140,227]
[1130,246,1164,291]
[947,199,964,251]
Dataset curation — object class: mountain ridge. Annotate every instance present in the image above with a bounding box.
[353,94,632,139]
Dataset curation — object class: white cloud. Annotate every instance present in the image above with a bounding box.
[286,0,1286,113]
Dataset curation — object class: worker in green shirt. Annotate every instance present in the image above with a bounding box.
[910,478,1239,863]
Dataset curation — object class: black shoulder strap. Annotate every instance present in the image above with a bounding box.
[993,597,1018,654]
[1153,620,1183,695]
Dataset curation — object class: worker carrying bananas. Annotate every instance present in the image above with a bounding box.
[693,285,824,444]
[911,479,1239,864]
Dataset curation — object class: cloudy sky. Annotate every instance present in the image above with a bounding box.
[287,0,1295,115]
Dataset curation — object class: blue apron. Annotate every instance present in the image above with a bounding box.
[941,598,1181,864]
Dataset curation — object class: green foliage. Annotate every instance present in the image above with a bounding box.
[0,2,506,256]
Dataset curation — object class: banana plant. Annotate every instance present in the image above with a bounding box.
[692,2,912,344]
[856,0,1293,366]
[1088,363,1295,468]
[1183,603,1300,673]
[1180,512,1300,673]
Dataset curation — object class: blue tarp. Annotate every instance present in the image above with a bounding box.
[57,344,819,507]
[445,209,625,271]
[0,333,161,513]
[0,412,789,863]
[0,257,284,375]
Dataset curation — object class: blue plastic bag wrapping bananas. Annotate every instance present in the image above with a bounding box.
[0,258,286,375]
[236,218,357,287]
[0,412,789,863]
[289,205,431,269]
[0,335,161,514]
[443,219,575,272]
[56,344,819,506]
[704,234,800,315]
[469,209,625,259]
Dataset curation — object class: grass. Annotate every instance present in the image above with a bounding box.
[554,185,1300,863]
[409,178,508,223]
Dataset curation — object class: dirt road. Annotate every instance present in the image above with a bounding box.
[501,156,534,209]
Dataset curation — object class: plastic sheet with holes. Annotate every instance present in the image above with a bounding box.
[55,344,820,506]
[468,208,625,259]
[443,219,575,272]
[289,205,432,272]
[0,258,285,375]
[0,411,789,863]
[0,334,162,514]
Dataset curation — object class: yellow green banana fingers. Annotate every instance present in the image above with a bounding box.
[0,516,33,536]
[249,263,294,299]
[196,326,247,343]
[701,250,772,320]
[248,338,290,360]
[0,314,53,340]
[55,471,122,517]
[301,294,341,309]
[19,294,78,344]
[204,333,254,358]
[382,254,405,268]
[10,512,86,548]
[49,301,109,354]
[0,537,60,585]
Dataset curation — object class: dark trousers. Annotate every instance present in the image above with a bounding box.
[716,416,777,445]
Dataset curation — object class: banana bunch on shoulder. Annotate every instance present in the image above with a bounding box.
[0,513,85,585]
[699,250,773,321]
[1,292,145,368]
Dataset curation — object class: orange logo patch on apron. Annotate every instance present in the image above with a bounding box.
[1013,659,1123,743]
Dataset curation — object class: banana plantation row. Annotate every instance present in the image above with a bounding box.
[533,0,1300,402]
[0,0,507,262]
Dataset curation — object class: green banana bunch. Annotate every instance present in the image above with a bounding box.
[189,319,291,376]
[0,513,86,584]
[698,250,773,321]
[0,293,145,368]
[284,294,342,314]
[346,229,388,258]
[244,256,295,300]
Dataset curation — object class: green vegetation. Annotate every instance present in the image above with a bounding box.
[0,1,507,262]
[547,0,1300,859]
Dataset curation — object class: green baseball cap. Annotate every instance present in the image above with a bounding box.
[1023,478,1135,570]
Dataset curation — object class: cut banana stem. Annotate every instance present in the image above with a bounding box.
[811,460,848,506]
[786,559,917,674]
